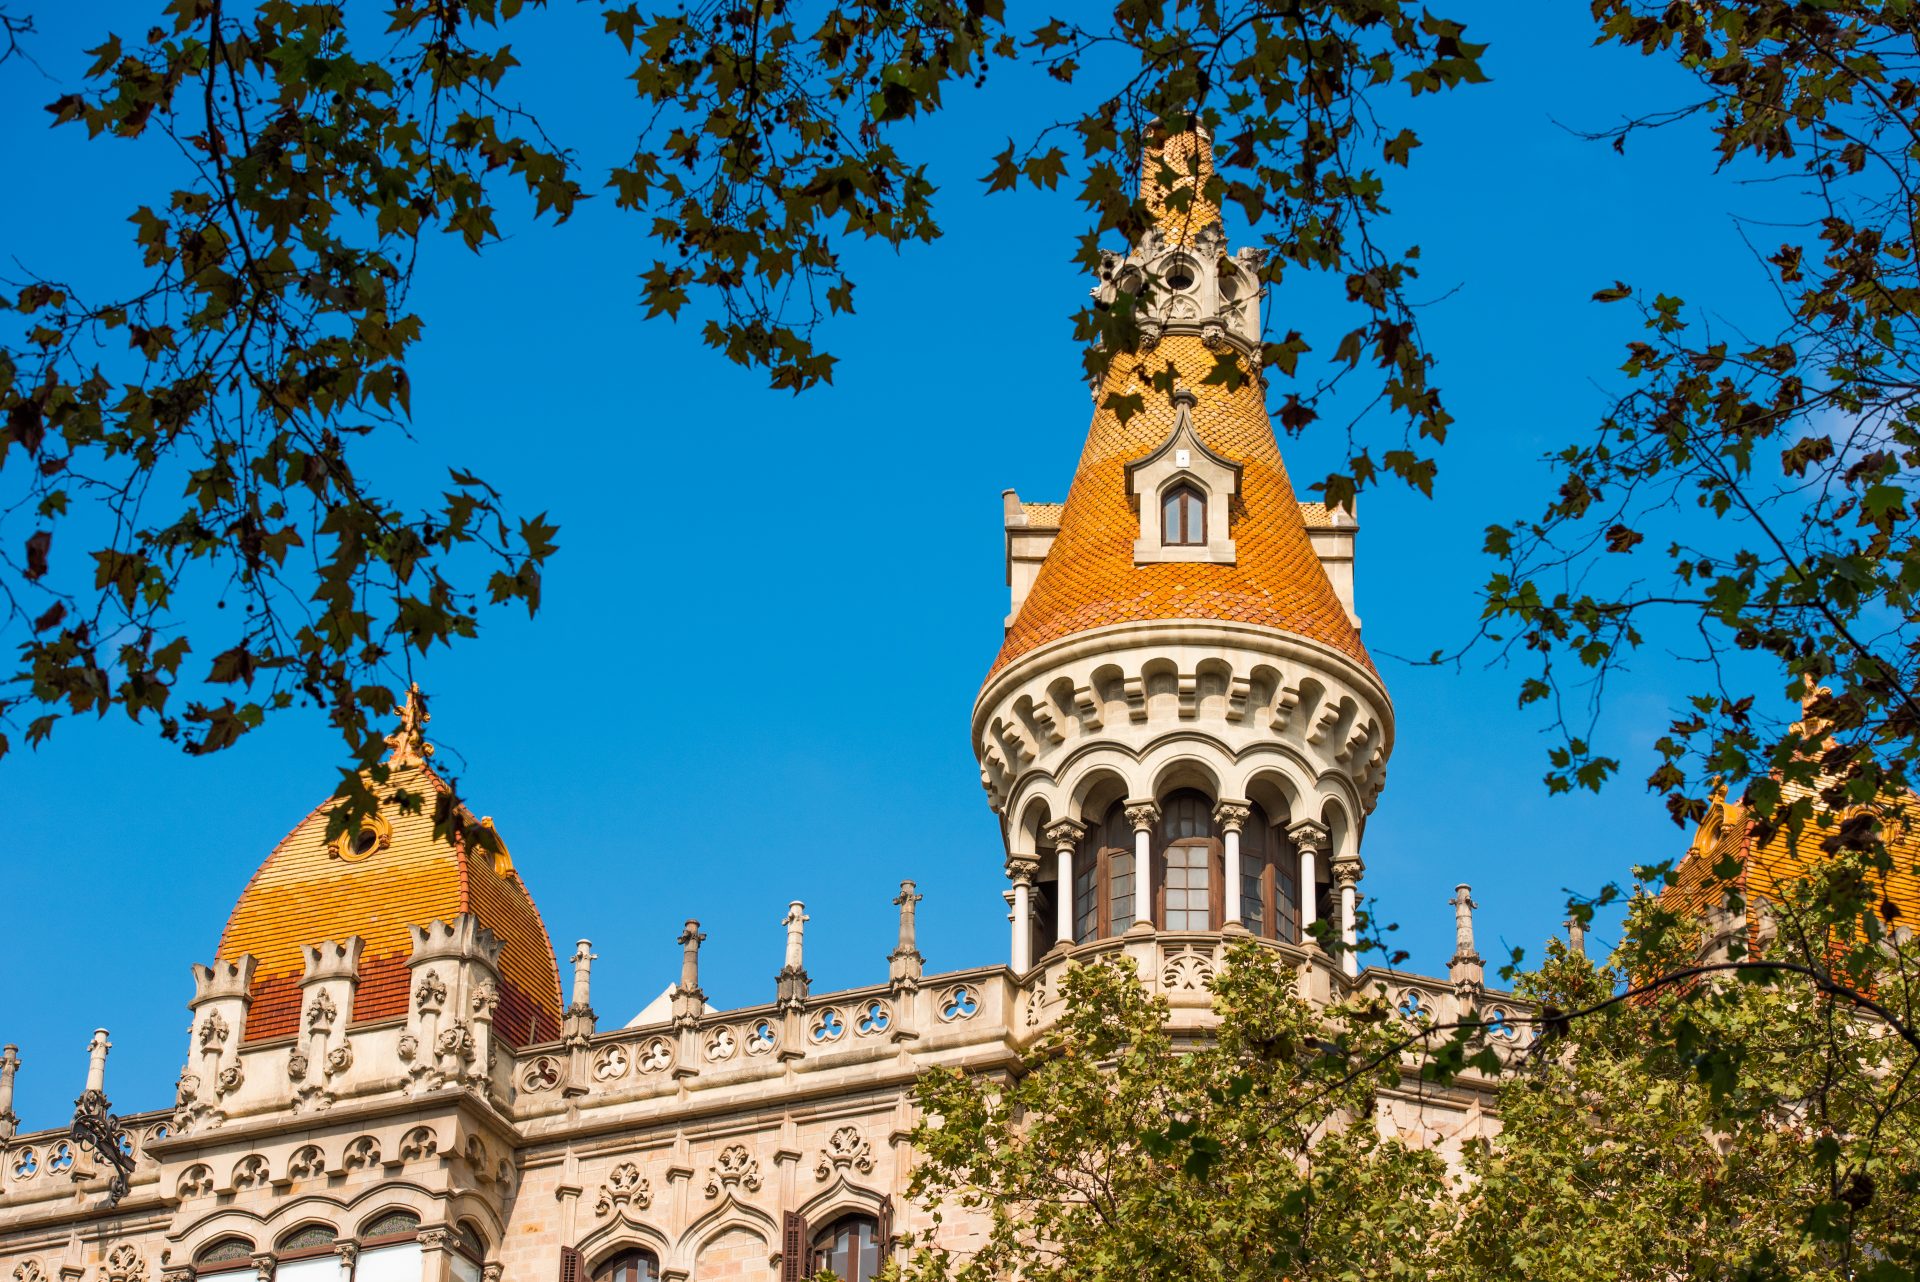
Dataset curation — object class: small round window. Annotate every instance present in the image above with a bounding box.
[333,812,391,863]
[1165,259,1197,291]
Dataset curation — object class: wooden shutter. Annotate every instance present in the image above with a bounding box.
[559,1245,583,1282]
[781,1211,809,1282]
[878,1194,896,1253]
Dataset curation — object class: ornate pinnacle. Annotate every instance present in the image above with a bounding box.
[384,682,434,768]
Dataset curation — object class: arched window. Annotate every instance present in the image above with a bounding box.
[811,1215,882,1282]
[1156,790,1218,930]
[272,1226,339,1282]
[450,1223,489,1282]
[1162,483,1205,546]
[194,1238,254,1275]
[352,1210,421,1282]
[594,1249,658,1282]
[1072,802,1136,940]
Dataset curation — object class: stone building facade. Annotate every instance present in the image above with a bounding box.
[0,134,1529,1282]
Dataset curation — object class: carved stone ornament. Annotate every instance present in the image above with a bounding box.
[288,1144,326,1179]
[482,1267,502,1282]
[215,1062,244,1095]
[435,1022,473,1060]
[176,1164,214,1198]
[1160,947,1216,992]
[198,1012,228,1050]
[306,990,337,1030]
[415,969,447,1013]
[814,1126,875,1181]
[417,1228,451,1252]
[232,1154,269,1190]
[399,1127,438,1162]
[594,1161,653,1217]
[342,1135,379,1170]
[470,982,498,1018]
[287,1048,309,1082]
[744,1019,777,1056]
[637,1038,673,1074]
[397,1032,420,1062]
[96,1245,145,1282]
[14,1260,43,1282]
[593,1044,629,1081]
[173,1070,200,1107]
[1124,801,1162,833]
[325,1042,354,1077]
[519,1056,561,1093]
[704,1027,737,1062]
[703,1144,762,1199]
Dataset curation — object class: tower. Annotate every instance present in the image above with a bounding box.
[974,131,1393,975]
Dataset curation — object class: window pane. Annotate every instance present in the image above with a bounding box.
[813,1218,881,1282]
[1167,844,1210,929]
[1242,860,1265,934]
[275,1259,337,1282]
[451,1257,482,1282]
[1110,850,1135,932]
[1163,489,1182,542]
[1073,851,1099,941]
[355,1242,422,1282]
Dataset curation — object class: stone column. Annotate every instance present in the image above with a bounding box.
[1332,854,1364,976]
[1005,855,1039,972]
[1564,914,1587,957]
[332,1244,358,1282]
[1450,885,1485,987]
[1288,818,1329,940]
[1123,800,1162,931]
[0,1043,19,1140]
[673,920,706,1079]
[417,1227,453,1282]
[1043,819,1086,947]
[888,881,924,987]
[1213,801,1251,931]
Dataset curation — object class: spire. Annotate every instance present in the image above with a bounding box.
[1139,125,1221,247]
[384,682,434,768]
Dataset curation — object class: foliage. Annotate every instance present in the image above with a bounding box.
[1452,915,1920,1282]
[901,944,1453,1282]
[0,0,577,823]
[1473,1,1920,843]
[0,0,1483,800]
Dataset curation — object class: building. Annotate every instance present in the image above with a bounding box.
[0,133,1526,1282]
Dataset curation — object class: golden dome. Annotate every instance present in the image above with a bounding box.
[989,334,1373,678]
[216,757,563,1048]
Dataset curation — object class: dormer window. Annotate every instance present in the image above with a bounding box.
[1126,388,1240,565]
[1162,482,1206,546]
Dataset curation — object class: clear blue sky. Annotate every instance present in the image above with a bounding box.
[0,3,1789,1127]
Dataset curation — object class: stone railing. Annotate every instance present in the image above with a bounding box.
[0,1107,172,1208]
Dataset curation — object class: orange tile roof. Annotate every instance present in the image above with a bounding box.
[1020,502,1065,529]
[988,334,1374,679]
[1671,782,1920,945]
[216,763,563,1047]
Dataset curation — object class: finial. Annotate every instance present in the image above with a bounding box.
[1170,385,1198,411]
[569,940,597,1013]
[84,1028,110,1095]
[777,902,810,1006]
[0,1044,20,1140]
[1139,124,1219,243]
[1448,885,1484,988]
[384,682,434,768]
[675,921,706,1020]
[1565,915,1587,957]
[891,880,925,987]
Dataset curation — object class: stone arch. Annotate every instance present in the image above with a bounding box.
[578,1221,672,1279]
[1241,764,1303,826]
[1014,795,1053,857]
[680,1203,778,1281]
[1064,761,1134,822]
[1143,742,1224,802]
[1321,797,1353,860]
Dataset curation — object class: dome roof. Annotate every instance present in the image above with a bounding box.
[216,753,563,1048]
[989,334,1373,679]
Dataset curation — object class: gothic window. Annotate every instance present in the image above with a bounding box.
[194,1238,254,1275]
[352,1210,422,1282]
[1073,803,1136,940]
[1157,790,1219,930]
[594,1250,658,1282]
[1162,483,1205,546]
[811,1215,882,1282]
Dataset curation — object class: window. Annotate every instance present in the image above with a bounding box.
[595,1250,658,1282]
[354,1210,422,1282]
[811,1216,882,1282]
[1157,791,1218,930]
[1072,803,1136,940]
[1162,483,1205,546]
[194,1238,254,1275]
[274,1225,341,1282]
[1241,814,1267,937]
[1275,819,1302,943]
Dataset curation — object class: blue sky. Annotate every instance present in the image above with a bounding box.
[0,3,1794,1126]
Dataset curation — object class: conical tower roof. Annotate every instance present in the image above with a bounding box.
[989,132,1373,680]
